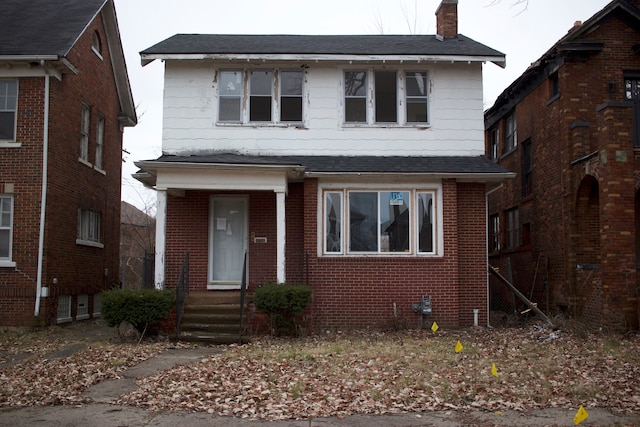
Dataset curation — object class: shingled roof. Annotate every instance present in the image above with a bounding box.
[135,154,514,184]
[0,0,106,56]
[140,34,505,66]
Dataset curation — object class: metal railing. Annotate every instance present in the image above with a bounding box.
[175,251,190,341]
[239,251,248,338]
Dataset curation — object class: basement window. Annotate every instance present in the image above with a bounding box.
[57,295,72,324]
[77,294,89,320]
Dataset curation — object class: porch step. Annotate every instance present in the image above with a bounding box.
[178,291,250,345]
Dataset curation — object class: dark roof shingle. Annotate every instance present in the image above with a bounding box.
[0,0,105,56]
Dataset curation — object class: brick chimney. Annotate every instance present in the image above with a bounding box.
[436,0,458,38]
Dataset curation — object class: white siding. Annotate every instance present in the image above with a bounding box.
[161,61,485,157]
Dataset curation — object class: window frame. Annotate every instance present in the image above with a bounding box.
[522,138,532,197]
[0,79,18,142]
[344,70,368,124]
[404,71,429,124]
[504,111,517,154]
[489,126,499,161]
[95,115,104,171]
[217,68,305,125]
[320,184,442,257]
[77,208,103,248]
[80,103,91,163]
[249,69,274,123]
[0,195,14,266]
[506,207,520,249]
[489,213,500,253]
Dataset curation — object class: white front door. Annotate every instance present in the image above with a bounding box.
[209,196,248,289]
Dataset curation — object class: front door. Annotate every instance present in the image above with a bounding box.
[209,196,248,289]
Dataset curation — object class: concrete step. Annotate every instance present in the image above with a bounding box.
[178,330,249,345]
[181,312,242,324]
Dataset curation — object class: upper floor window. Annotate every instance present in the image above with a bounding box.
[218,69,304,125]
[80,103,91,162]
[549,72,559,99]
[505,111,517,153]
[506,207,520,249]
[323,188,438,255]
[77,208,102,247]
[522,139,532,197]
[625,75,640,100]
[0,195,13,262]
[0,80,18,141]
[489,213,500,253]
[344,69,429,126]
[95,116,104,170]
[91,31,102,59]
[489,126,499,161]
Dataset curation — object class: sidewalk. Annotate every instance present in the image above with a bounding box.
[0,321,638,426]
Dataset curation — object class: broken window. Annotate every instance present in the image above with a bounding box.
[219,70,243,122]
[249,70,273,122]
[375,71,397,123]
[280,71,303,122]
[344,71,367,123]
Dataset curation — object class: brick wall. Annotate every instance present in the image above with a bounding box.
[0,14,124,326]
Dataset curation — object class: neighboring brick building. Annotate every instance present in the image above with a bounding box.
[135,0,513,330]
[120,201,155,289]
[485,0,640,330]
[0,0,137,326]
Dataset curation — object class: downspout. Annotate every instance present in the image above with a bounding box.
[35,63,50,317]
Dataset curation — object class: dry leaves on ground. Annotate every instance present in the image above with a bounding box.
[119,326,640,420]
[1,322,639,421]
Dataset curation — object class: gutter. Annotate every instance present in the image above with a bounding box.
[35,64,50,317]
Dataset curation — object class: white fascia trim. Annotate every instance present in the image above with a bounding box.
[142,53,506,66]
[136,160,303,173]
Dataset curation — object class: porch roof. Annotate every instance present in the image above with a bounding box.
[134,153,515,187]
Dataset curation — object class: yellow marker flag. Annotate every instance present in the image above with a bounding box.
[491,363,498,377]
[455,340,463,353]
[574,405,589,425]
[431,322,439,332]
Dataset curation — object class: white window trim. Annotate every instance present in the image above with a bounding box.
[341,68,431,128]
[79,103,91,163]
[0,194,14,264]
[217,68,307,127]
[77,208,103,248]
[0,79,18,142]
[318,182,443,257]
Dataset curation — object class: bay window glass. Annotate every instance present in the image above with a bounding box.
[344,71,367,123]
[325,192,342,253]
[417,192,434,253]
[325,189,437,255]
[249,70,273,122]
[219,70,243,122]
[349,192,378,252]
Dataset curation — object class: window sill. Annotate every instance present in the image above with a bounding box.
[76,239,104,249]
[500,147,518,160]
[93,166,106,175]
[0,141,21,148]
[321,252,443,258]
[342,123,430,129]
[546,93,560,106]
[216,122,306,129]
[0,260,16,268]
[78,158,93,168]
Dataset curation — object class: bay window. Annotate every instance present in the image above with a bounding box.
[323,188,438,255]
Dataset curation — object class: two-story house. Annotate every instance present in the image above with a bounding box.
[0,0,137,326]
[485,0,640,331]
[135,0,512,330]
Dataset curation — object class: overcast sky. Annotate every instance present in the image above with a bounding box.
[114,0,612,211]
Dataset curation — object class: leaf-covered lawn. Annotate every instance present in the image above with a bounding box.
[1,323,639,421]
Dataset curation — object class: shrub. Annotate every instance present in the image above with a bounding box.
[254,283,312,336]
[102,288,175,339]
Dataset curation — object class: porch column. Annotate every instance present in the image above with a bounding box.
[276,190,286,283]
[155,189,167,290]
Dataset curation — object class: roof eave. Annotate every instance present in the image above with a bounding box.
[304,171,515,181]
[141,53,506,67]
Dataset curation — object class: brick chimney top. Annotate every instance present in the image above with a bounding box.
[436,0,458,39]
